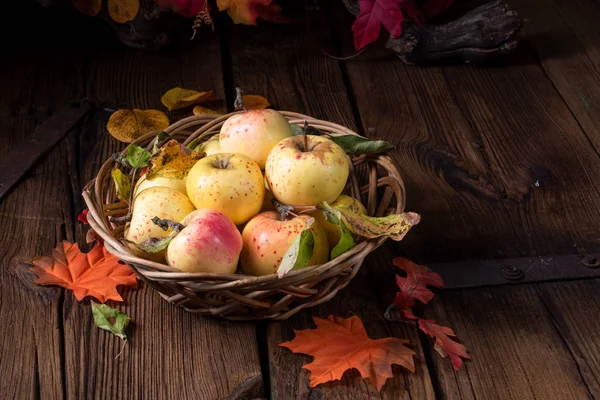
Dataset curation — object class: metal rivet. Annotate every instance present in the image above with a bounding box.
[581,255,599,268]
[502,266,524,281]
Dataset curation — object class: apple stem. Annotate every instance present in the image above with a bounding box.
[303,120,309,152]
[234,87,247,113]
[152,217,185,232]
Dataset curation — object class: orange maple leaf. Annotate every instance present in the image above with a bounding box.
[279,315,415,391]
[31,241,137,303]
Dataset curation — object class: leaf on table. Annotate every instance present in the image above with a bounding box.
[107,109,169,143]
[352,0,424,50]
[192,105,222,115]
[91,301,131,340]
[277,217,315,278]
[111,168,132,203]
[125,145,152,168]
[319,201,420,241]
[154,0,210,17]
[422,0,455,18]
[280,315,415,390]
[403,310,469,370]
[331,222,357,259]
[217,0,272,25]
[78,208,89,224]
[161,87,214,111]
[107,0,139,23]
[72,0,102,16]
[329,135,395,156]
[30,241,137,303]
[393,257,444,309]
[151,131,171,154]
[146,139,204,180]
[242,94,270,110]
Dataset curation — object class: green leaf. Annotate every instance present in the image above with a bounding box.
[146,139,204,180]
[126,145,152,168]
[319,201,421,241]
[290,123,303,136]
[110,167,131,203]
[331,221,357,259]
[91,301,131,340]
[277,218,315,278]
[152,131,171,154]
[186,137,201,151]
[329,135,395,156]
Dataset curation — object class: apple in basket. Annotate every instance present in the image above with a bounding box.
[265,135,349,206]
[313,194,367,248]
[186,153,265,225]
[167,209,243,274]
[240,211,329,276]
[219,109,292,169]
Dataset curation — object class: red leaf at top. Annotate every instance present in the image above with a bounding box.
[422,0,454,18]
[403,310,470,370]
[352,0,404,50]
[78,208,89,224]
[393,258,444,309]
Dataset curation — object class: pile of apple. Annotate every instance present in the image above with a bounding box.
[124,109,366,276]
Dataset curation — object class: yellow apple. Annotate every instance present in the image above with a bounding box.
[265,135,349,206]
[240,211,329,276]
[313,194,367,248]
[124,186,195,261]
[186,153,265,225]
[219,109,292,169]
[133,173,187,197]
[166,209,242,273]
[198,135,221,156]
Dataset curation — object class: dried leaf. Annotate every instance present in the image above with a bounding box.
[111,168,131,203]
[329,135,395,156]
[403,310,469,370]
[217,0,272,25]
[161,87,214,111]
[280,315,415,390]
[277,218,315,278]
[107,0,139,23]
[72,0,102,16]
[107,109,169,143]
[331,222,356,259]
[125,145,152,168]
[146,139,204,180]
[319,202,420,241]
[86,228,104,245]
[91,301,131,340]
[242,94,270,110]
[192,106,222,115]
[151,131,171,154]
[31,241,138,303]
[393,258,444,309]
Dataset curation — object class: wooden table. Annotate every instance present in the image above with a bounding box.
[3,1,600,398]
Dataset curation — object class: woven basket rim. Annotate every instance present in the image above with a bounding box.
[82,110,405,295]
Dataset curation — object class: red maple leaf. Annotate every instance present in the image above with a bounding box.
[393,257,444,309]
[78,208,89,224]
[403,310,470,370]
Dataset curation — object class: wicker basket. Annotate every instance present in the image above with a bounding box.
[83,112,406,320]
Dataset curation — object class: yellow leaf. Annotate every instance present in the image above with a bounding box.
[147,139,204,180]
[107,109,170,143]
[243,94,270,110]
[217,0,272,25]
[108,0,139,23]
[161,88,214,111]
[193,106,222,115]
[72,0,102,16]
[110,168,131,203]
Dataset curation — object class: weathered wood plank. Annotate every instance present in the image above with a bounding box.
[537,279,600,397]
[0,2,86,398]
[62,29,264,399]
[228,18,435,399]
[423,285,592,399]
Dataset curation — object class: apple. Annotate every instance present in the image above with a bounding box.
[313,194,367,248]
[198,135,221,156]
[240,211,329,276]
[261,177,276,212]
[219,109,292,169]
[133,173,187,197]
[265,135,349,206]
[166,209,243,273]
[186,153,265,225]
[124,186,196,261]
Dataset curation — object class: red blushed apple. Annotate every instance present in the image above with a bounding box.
[240,211,329,276]
[166,209,243,274]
